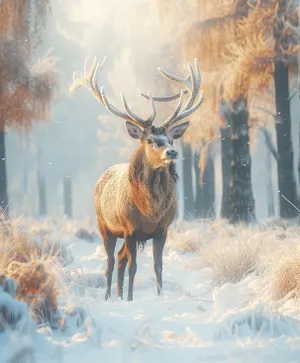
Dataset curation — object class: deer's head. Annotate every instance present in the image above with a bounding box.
[69,57,204,169]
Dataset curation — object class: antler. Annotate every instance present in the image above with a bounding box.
[69,57,156,129]
[141,58,204,129]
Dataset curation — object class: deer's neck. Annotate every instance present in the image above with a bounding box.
[128,146,178,217]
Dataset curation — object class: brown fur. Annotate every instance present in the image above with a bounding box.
[128,146,153,217]
[94,144,178,243]
[71,55,202,300]
[93,125,184,301]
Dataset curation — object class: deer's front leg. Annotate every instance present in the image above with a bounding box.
[153,230,167,296]
[103,233,117,300]
[125,235,137,301]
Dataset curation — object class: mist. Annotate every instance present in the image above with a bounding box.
[6,0,300,222]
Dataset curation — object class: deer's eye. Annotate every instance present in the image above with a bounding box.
[147,139,153,144]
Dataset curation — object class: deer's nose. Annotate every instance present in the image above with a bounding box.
[166,149,178,159]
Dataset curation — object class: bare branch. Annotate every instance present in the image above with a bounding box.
[286,20,300,38]
[254,106,276,119]
[259,127,278,161]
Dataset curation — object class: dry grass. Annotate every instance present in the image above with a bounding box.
[12,214,98,239]
[0,223,68,327]
[166,219,232,253]
[6,215,300,313]
[168,220,266,286]
[200,233,266,286]
[8,261,60,327]
[267,244,300,301]
[63,267,105,297]
[0,222,73,267]
[169,219,300,300]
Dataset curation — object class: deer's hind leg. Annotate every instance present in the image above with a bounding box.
[117,241,128,299]
[102,230,117,300]
[125,235,137,301]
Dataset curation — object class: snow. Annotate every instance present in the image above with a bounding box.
[2,219,300,362]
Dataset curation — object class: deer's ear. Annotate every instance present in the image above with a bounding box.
[168,121,190,140]
[126,121,144,139]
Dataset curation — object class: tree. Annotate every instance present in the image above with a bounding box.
[194,145,215,218]
[273,0,299,218]
[220,0,299,218]
[185,0,300,221]
[156,0,256,223]
[219,102,232,219]
[259,126,278,217]
[0,0,58,215]
[181,141,194,219]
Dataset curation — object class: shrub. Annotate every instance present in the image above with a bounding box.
[199,230,266,286]
[268,244,300,300]
[0,225,63,327]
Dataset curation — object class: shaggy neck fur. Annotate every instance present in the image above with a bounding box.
[128,145,178,217]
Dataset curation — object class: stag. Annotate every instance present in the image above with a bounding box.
[70,57,204,301]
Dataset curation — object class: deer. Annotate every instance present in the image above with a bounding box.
[69,57,204,301]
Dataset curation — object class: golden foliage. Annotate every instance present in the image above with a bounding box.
[183,16,238,72]
[158,0,299,100]
[154,0,299,147]
[0,0,50,51]
[222,32,275,102]
[221,2,299,102]
[184,96,220,149]
[0,0,58,130]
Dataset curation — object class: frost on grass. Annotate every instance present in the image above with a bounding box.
[166,220,222,253]
[268,243,300,300]
[16,215,98,241]
[2,345,35,363]
[0,223,73,268]
[214,304,300,341]
[8,261,60,328]
[63,267,105,297]
[199,228,267,286]
[0,225,64,328]
[75,227,98,243]
[0,286,39,363]
[163,218,300,303]
[0,275,29,331]
[166,221,274,287]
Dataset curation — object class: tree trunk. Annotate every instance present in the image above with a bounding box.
[63,176,73,218]
[37,171,47,216]
[266,146,275,217]
[182,140,194,219]
[174,183,180,221]
[23,168,28,194]
[194,150,202,217]
[274,60,298,218]
[229,98,255,224]
[194,147,215,218]
[0,130,8,216]
[220,122,232,219]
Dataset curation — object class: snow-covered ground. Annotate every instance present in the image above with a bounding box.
[2,217,300,363]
